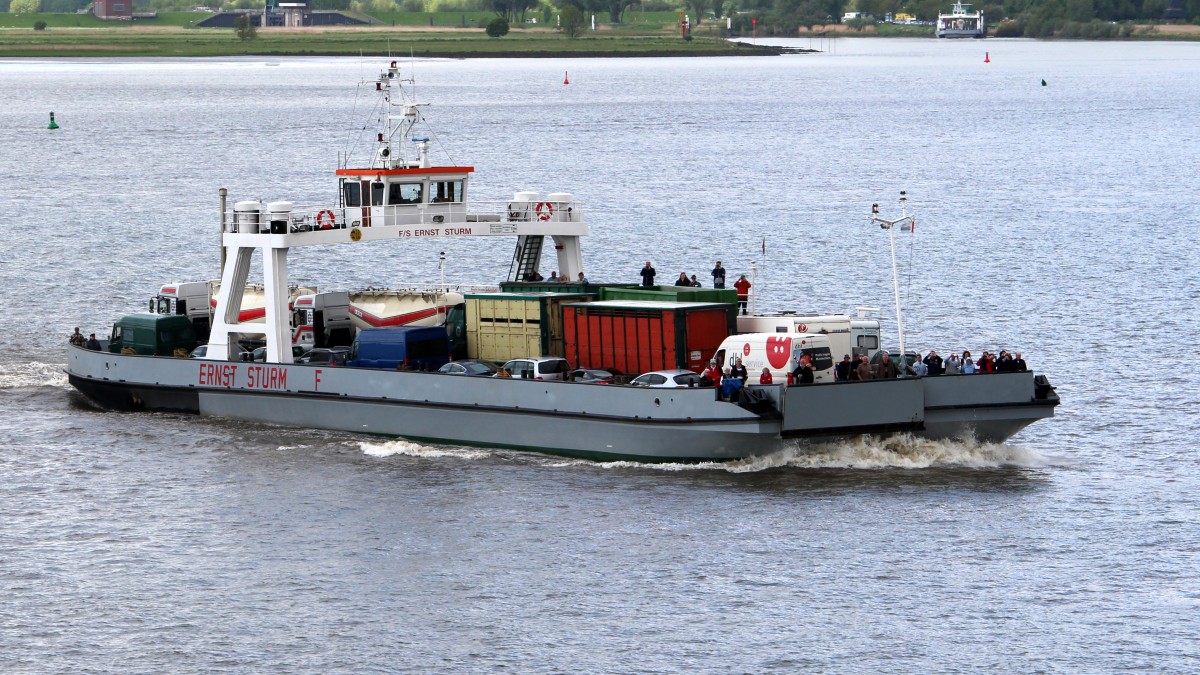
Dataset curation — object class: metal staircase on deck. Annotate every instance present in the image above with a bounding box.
[509,235,544,282]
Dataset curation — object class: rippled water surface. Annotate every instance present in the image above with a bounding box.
[2,39,1199,671]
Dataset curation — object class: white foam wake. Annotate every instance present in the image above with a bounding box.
[0,361,69,389]
[600,434,1057,473]
[359,439,492,460]
[356,434,1060,473]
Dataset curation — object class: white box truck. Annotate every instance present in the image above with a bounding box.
[736,312,881,362]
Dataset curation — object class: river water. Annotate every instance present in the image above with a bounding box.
[2,39,1199,671]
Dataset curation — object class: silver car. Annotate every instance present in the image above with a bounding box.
[499,357,571,381]
[629,369,704,388]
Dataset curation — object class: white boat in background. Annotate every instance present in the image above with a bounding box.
[936,1,985,38]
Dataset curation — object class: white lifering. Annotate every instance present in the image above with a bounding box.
[316,210,336,230]
[535,202,554,221]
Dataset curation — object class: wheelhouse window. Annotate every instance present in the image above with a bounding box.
[343,181,361,207]
[388,183,423,205]
[371,182,385,206]
[431,180,463,203]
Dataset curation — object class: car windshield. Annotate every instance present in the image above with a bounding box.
[463,362,496,374]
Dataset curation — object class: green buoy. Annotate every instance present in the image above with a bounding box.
[48,111,59,129]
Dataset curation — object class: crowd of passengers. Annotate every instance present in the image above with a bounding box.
[835,349,1029,381]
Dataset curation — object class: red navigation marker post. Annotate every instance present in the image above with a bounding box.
[752,17,757,44]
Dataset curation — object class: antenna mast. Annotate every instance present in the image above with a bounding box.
[868,191,916,375]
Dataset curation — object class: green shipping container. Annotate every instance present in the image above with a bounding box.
[499,281,637,298]
[599,285,738,305]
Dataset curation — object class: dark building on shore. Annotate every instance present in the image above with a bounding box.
[93,0,133,20]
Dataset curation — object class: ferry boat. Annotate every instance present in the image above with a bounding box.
[65,61,1057,463]
[936,1,985,38]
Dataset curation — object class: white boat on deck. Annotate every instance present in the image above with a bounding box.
[936,1,985,38]
[65,61,1057,463]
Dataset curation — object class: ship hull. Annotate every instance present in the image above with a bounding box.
[936,29,985,38]
[67,346,1057,463]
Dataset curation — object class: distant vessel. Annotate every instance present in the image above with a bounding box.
[936,1,985,38]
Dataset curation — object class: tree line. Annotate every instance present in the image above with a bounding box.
[4,0,1195,36]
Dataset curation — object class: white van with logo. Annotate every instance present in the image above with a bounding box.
[712,333,835,384]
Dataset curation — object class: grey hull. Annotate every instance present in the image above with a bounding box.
[67,346,1058,462]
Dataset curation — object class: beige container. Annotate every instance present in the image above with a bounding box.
[465,293,589,363]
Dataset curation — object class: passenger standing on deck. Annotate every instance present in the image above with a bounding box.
[835,355,853,381]
[847,355,862,381]
[711,261,726,289]
[996,350,1015,372]
[856,356,874,381]
[791,355,814,384]
[548,271,559,282]
[690,274,701,287]
[577,272,588,284]
[85,333,101,350]
[731,357,748,384]
[759,367,773,384]
[923,350,944,376]
[733,274,752,315]
[944,353,961,375]
[874,353,898,379]
[701,359,722,386]
[911,354,928,377]
[674,272,691,286]
[69,327,84,347]
[1013,352,1028,372]
[640,261,656,287]
[961,351,976,374]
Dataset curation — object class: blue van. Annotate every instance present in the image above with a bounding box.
[346,326,450,371]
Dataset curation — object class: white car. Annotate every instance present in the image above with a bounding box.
[499,357,571,381]
[629,369,705,388]
[190,344,252,361]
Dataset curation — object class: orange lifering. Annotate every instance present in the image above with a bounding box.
[316,210,336,230]
[535,202,554,221]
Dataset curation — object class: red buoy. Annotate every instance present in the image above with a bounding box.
[984,52,991,63]
[563,71,570,85]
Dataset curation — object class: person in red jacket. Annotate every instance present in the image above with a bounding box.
[759,367,773,384]
[733,274,752,315]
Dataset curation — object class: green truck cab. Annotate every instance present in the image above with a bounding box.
[109,313,197,356]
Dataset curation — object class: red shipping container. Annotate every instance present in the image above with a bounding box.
[562,300,735,375]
